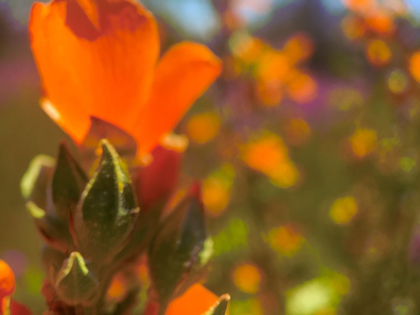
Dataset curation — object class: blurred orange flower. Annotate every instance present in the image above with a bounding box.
[366,39,392,67]
[267,225,305,257]
[349,128,378,158]
[232,264,262,294]
[0,260,31,315]
[187,112,221,144]
[29,0,222,156]
[165,284,219,315]
[0,260,14,301]
[409,52,420,83]
[242,132,299,188]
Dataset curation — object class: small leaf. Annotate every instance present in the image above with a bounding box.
[21,154,55,210]
[148,183,212,305]
[55,252,99,306]
[72,139,139,262]
[52,142,88,220]
[205,294,230,315]
[26,201,73,252]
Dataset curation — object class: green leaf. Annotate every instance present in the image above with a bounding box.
[55,252,99,306]
[205,294,231,315]
[26,201,73,252]
[52,142,88,220]
[72,139,139,263]
[21,154,55,209]
[148,184,212,305]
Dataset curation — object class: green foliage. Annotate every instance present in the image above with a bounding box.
[54,252,99,306]
[20,139,222,314]
[72,140,139,263]
[52,142,88,220]
[148,184,213,306]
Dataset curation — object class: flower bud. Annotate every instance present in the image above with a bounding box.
[72,140,139,262]
[21,155,55,211]
[148,183,213,305]
[26,201,73,253]
[54,252,99,306]
[52,142,87,220]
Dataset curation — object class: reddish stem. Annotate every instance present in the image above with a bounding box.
[143,300,160,315]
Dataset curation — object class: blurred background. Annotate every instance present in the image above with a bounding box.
[4,0,420,314]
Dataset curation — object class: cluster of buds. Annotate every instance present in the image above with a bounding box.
[15,0,227,312]
[21,120,229,314]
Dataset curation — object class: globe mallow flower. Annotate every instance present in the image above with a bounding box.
[29,0,222,156]
[0,260,32,315]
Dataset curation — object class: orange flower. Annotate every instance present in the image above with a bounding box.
[0,260,15,300]
[165,284,219,315]
[0,260,31,315]
[30,0,222,156]
[143,284,220,315]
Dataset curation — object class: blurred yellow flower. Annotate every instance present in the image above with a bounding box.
[232,264,262,294]
[186,112,221,144]
[349,128,378,158]
[387,69,409,94]
[203,164,235,217]
[286,272,349,315]
[230,32,265,64]
[330,196,358,225]
[256,50,292,85]
[267,225,305,257]
[366,39,392,67]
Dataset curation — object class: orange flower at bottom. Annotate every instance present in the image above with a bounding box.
[165,284,219,315]
[0,260,14,300]
[0,260,31,315]
[29,0,221,157]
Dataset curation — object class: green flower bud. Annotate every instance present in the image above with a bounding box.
[72,139,139,263]
[148,184,213,305]
[26,201,73,252]
[52,142,87,220]
[55,252,99,306]
[21,154,55,210]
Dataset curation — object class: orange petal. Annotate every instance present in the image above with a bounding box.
[0,260,15,299]
[133,42,222,156]
[165,284,218,315]
[29,0,159,142]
